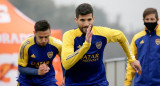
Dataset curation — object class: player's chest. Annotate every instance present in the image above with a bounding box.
[74,35,107,51]
[28,46,57,62]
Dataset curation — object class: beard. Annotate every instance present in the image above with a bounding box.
[79,25,93,34]
[40,43,47,47]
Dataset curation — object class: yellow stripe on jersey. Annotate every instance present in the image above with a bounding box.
[18,36,35,67]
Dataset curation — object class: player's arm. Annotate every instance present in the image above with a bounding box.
[18,40,49,75]
[61,32,91,70]
[62,26,92,70]
[125,36,137,86]
[108,29,136,63]
[18,41,39,75]
[108,29,141,74]
[18,65,38,75]
[18,64,49,76]
[125,63,135,86]
[52,38,66,78]
[50,37,62,57]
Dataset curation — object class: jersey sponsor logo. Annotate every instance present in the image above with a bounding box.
[155,39,160,45]
[31,61,49,68]
[30,54,35,58]
[47,51,53,59]
[140,40,144,44]
[81,53,99,62]
[96,41,102,49]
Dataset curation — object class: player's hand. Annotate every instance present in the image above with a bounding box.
[38,63,50,75]
[85,25,93,43]
[130,60,141,75]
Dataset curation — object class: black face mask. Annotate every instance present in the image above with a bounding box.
[144,22,157,32]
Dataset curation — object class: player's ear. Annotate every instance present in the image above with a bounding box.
[93,16,95,22]
[143,18,145,22]
[75,17,78,24]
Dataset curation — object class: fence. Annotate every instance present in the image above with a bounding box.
[104,57,126,86]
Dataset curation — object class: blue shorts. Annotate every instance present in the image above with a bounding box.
[93,80,108,86]
[65,80,108,86]
[17,81,58,86]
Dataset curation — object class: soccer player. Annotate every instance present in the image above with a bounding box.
[125,8,160,86]
[17,20,62,86]
[62,3,141,86]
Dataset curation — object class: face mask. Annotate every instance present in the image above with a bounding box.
[144,22,157,32]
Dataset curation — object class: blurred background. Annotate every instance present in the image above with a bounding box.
[1,0,160,86]
[9,0,160,59]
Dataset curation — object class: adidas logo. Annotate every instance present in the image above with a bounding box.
[31,54,36,58]
[140,40,144,44]
[77,45,81,49]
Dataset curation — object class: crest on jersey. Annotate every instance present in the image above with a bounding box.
[47,52,53,59]
[96,41,102,49]
[155,39,160,45]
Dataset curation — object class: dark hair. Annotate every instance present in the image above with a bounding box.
[34,20,50,32]
[143,8,158,20]
[75,3,93,18]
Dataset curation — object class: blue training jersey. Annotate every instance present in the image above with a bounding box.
[17,36,62,84]
[62,26,135,85]
[125,25,160,86]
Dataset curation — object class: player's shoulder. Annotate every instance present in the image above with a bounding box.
[63,28,82,37]
[93,26,115,36]
[156,25,160,36]
[20,36,35,50]
[93,26,113,33]
[21,36,34,45]
[49,36,62,45]
[133,30,146,40]
[93,26,111,30]
[64,29,75,35]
